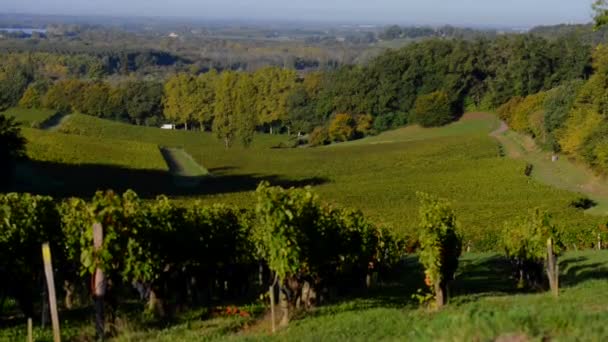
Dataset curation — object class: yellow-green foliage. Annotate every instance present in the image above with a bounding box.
[496,96,523,122]
[329,113,356,142]
[558,45,608,162]
[559,107,603,155]
[509,92,546,134]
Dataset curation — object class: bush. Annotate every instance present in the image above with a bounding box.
[411,91,454,127]
[328,113,356,142]
[355,114,373,136]
[309,126,330,146]
[496,96,523,122]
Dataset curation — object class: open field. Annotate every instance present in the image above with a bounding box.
[21,128,167,170]
[2,251,608,341]
[2,107,57,127]
[12,110,604,249]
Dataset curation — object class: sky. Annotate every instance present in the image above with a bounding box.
[2,0,597,27]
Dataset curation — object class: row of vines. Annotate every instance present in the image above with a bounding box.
[0,182,405,332]
[1,183,605,336]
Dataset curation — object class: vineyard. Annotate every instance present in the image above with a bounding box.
[3,109,608,340]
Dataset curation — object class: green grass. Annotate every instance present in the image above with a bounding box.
[21,128,167,170]
[160,147,209,177]
[2,107,57,127]
[6,109,608,340]
[3,251,607,341]
[15,110,604,248]
[495,123,608,215]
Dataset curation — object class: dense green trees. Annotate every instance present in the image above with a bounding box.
[4,31,597,147]
[0,114,26,190]
[411,91,453,127]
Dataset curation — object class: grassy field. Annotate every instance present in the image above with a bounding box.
[12,111,604,248]
[5,109,608,340]
[2,251,607,341]
[21,128,167,170]
[2,107,57,127]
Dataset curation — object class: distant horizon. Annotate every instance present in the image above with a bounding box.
[1,0,595,28]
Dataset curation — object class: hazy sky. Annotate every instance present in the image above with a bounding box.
[3,0,596,27]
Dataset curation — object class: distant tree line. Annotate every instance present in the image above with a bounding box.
[1,32,594,147]
[379,24,497,41]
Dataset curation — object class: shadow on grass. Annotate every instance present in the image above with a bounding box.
[450,254,521,305]
[11,160,329,199]
[558,255,608,287]
[302,256,426,319]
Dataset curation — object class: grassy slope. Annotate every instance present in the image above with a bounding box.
[494,121,608,215]
[248,252,608,341]
[18,111,603,247]
[22,128,167,170]
[6,110,608,340]
[2,107,56,127]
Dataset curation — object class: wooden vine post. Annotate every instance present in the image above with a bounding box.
[546,238,559,297]
[269,275,278,333]
[92,223,107,340]
[41,243,61,342]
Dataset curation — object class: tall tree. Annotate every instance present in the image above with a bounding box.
[213,71,239,148]
[235,73,257,147]
[123,81,163,125]
[594,0,608,29]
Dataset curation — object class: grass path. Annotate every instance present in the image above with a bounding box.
[160,147,209,187]
[41,113,72,131]
[491,117,608,215]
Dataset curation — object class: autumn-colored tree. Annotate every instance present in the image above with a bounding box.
[80,82,112,117]
[42,79,85,113]
[355,114,373,136]
[163,73,195,129]
[328,113,356,142]
[19,82,47,109]
[253,67,297,133]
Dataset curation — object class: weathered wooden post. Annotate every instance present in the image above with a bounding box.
[269,283,276,333]
[92,223,106,341]
[27,317,33,342]
[598,233,602,250]
[42,243,61,342]
[546,238,559,297]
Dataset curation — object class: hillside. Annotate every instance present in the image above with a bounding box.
[10,109,603,249]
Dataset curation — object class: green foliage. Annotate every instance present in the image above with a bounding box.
[500,209,562,288]
[594,0,608,30]
[0,193,61,312]
[416,192,462,304]
[411,91,453,127]
[253,182,403,286]
[0,114,26,189]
